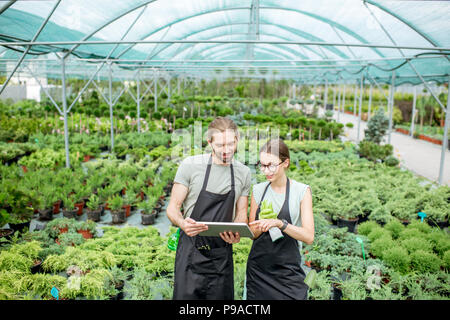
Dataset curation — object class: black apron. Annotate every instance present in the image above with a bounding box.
[246,178,309,300]
[173,155,235,300]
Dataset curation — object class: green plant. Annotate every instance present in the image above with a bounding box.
[123,268,172,300]
[0,251,33,273]
[138,200,155,214]
[382,246,410,274]
[307,270,331,300]
[108,195,124,212]
[364,108,389,144]
[86,194,101,211]
[63,194,76,211]
[123,191,137,206]
[401,237,433,254]
[383,219,405,239]
[58,232,85,247]
[45,217,76,238]
[370,235,396,259]
[357,140,393,162]
[357,221,380,236]
[76,220,97,236]
[80,269,115,300]
[410,250,442,273]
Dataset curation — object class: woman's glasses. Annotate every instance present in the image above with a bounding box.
[257,161,284,172]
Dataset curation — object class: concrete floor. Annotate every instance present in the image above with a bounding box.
[325,108,450,187]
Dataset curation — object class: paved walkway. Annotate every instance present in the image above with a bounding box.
[323,108,450,187]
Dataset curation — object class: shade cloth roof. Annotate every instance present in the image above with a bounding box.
[0,0,449,84]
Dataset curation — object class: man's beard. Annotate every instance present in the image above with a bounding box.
[211,146,236,164]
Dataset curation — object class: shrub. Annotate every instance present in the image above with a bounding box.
[357,140,393,162]
[384,219,405,239]
[401,237,434,254]
[357,221,380,236]
[364,108,389,144]
[382,247,410,274]
[370,236,396,259]
[410,250,442,273]
[398,228,424,241]
[443,250,450,269]
[367,228,391,243]
[406,220,432,234]
[384,155,399,167]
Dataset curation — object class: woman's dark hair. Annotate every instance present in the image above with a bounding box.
[259,138,290,163]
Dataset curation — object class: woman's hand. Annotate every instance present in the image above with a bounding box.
[220,231,241,244]
[249,219,283,233]
[181,217,208,237]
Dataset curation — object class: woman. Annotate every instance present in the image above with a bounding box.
[245,138,314,300]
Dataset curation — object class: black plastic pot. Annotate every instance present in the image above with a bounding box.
[427,219,449,229]
[31,260,43,274]
[38,209,53,221]
[332,285,342,300]
[111,210,126,224]
[141,213,156,225]
[9,221,31,233]
[337,217,359,233]
[86,208,101,222]
[110,281,124,300]
[154,203,162,213]
[62,209,78,219]
[0,228,14,243]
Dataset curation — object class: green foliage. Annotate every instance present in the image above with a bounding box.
[357,221,381,236]
[370,236,396,259]
[357,140,393,162]
[383,219,405,239]
[401,237,434,254]
[382,247,411,274]
[410,250,442,273]
[364,108,389,144]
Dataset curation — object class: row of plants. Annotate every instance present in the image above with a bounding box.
[303,214,450,300]
[0,152,178,232]
[0,223,175,300]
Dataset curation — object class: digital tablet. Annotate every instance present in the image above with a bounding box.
[197,222,254,238]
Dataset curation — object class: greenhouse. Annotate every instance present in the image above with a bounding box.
[0,0,449,302]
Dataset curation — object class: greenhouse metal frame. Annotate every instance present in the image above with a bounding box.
[0,0,449,183]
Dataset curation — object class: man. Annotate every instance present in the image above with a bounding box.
[167,117,251,300]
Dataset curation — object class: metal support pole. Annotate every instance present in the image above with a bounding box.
[60,55,70,168]
[357,75,364,142]
[137,69,141,133]
[438,76,450,185]
[108,63,114,151]
[324,79,328,109]
[342,83,346,115]
[333,84,337,109]
[337,83,342,122]
[410,86,417,137]
[368,84,373,121]
[388,72,396,145]
[154,70,158,112]
[353,82,357,116]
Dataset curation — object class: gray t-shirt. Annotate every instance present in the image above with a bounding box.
[174,153,252,221]
[252,179,311,251]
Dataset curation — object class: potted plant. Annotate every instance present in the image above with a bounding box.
[45,217,76,239]
[108,195,125,224]
[37,190,54,221]
[62,195,78,219]
[76,220,97,239]
[337,199,360,233]
[108,266,129,300]
[138,199,157,225]
[0,208,13,243]
[86,194,102,222]
[7,188,34,233]
[122,191,137,218]
[58,232,85,247]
